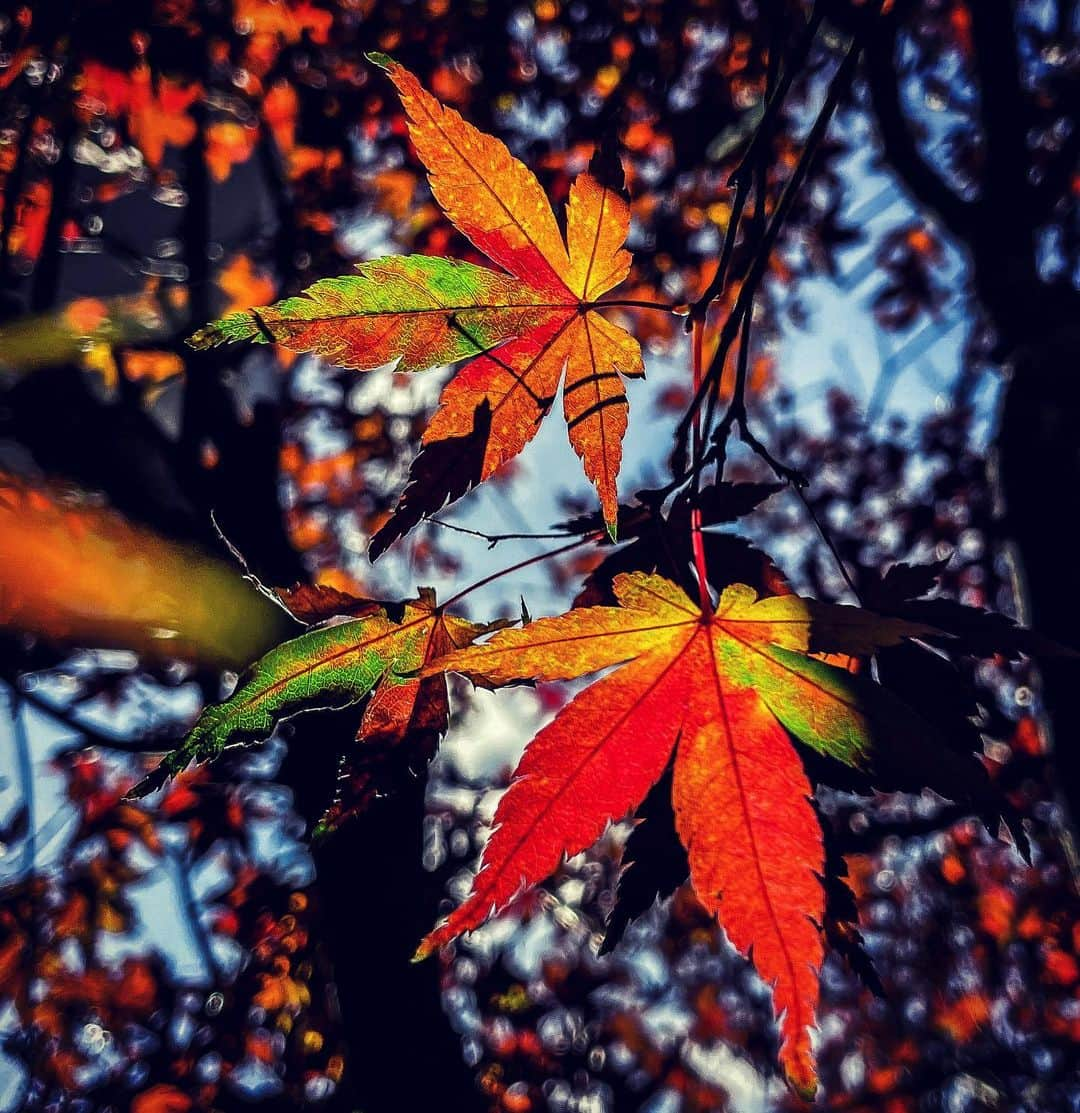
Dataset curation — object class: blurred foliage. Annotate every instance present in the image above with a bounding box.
[0,0,1078,1111]
[1,746,347,1109]
[0,472,285,664]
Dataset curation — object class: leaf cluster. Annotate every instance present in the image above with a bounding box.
[129,60,1076,1097]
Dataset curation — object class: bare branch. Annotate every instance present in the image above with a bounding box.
[863,21,976,240]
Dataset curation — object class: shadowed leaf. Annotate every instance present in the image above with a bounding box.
[368,400,493,561]
[602,763,688,954]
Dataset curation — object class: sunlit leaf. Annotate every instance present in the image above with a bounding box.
[127,588,487,801]
[417,573,939,1093]
[188,57,645,542]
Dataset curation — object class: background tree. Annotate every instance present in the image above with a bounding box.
[1,1,1078,1111]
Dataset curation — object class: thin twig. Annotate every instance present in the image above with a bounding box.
[440,534,603,612]
[6,684,46,1104]
[210,509,301,621]
[689,3,825,325]
[689,174,752,330]
[674,35,864,477]
[8,687,36,881]
[421,515,581,548]
[12,681,185,753]
[171,843,220,982]
[596,298,678,313]
[689,320,713,613]
[706,288,806,490]
[790,483,863,602]
[728,3,824,191]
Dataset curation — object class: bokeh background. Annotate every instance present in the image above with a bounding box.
[1,2,1078,1111]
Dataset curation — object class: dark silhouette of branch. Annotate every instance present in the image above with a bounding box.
[691,3,825,322]
[4,680,185,753]
[968,1,1036,226]
[676,34,865,474]
[422,515,581,547]
[29,68,79,313]
[863,18,976,240]
[1032,112,1080,217]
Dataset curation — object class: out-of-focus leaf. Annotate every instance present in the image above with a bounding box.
[0,292,174,376]
[0,474,283,665]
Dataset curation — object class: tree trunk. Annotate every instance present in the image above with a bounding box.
[278,715,482,1113]
[997,315,1080,864]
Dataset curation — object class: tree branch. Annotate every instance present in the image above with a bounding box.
[1031,89,1080,217]
[968,0,1035,220]
[863,20,976,240]
[675,35,865,473]
[691,3,824,323]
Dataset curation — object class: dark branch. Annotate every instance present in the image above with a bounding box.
[863,19,976,240]
[676,34,865,473]
[691,3,824,323]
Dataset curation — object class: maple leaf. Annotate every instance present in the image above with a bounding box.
[416,573,938,1095]
[233,0,334,45]
[125,589,486,802]
[8,181,50,262]
[206,120,257,183]
[127,67,199,170]
[217,253,276,317]
[188,57,643,545]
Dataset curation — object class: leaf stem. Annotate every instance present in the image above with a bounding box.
[422,515,581,548]
[689,320,713,615]
[790,483,863,603]
[440,534,602,612]
[594,297,679,313]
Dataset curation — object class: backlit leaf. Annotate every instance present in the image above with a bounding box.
[416,573,942,1093]
[190,256,556,374]
[127,590,484,800]
[188,58,645,541]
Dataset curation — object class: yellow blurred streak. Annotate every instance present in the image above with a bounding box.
[0,289,179,377]
[0,474,285,667]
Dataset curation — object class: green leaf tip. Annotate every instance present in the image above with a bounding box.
[123,748,192,801]
[186,311,266,351]
[365,51,394,71]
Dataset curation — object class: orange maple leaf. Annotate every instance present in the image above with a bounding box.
[8,180,51,261]
[120,349,185,384]
[0,473,281,665]
[131,1085,192,1113]
[189,56,644,548]
[233,0,333,45]
[128,66,199,170]
[218,253,276,316]
[206,120,257,183]
[263,80,299,154]
[418,572,938,1095]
